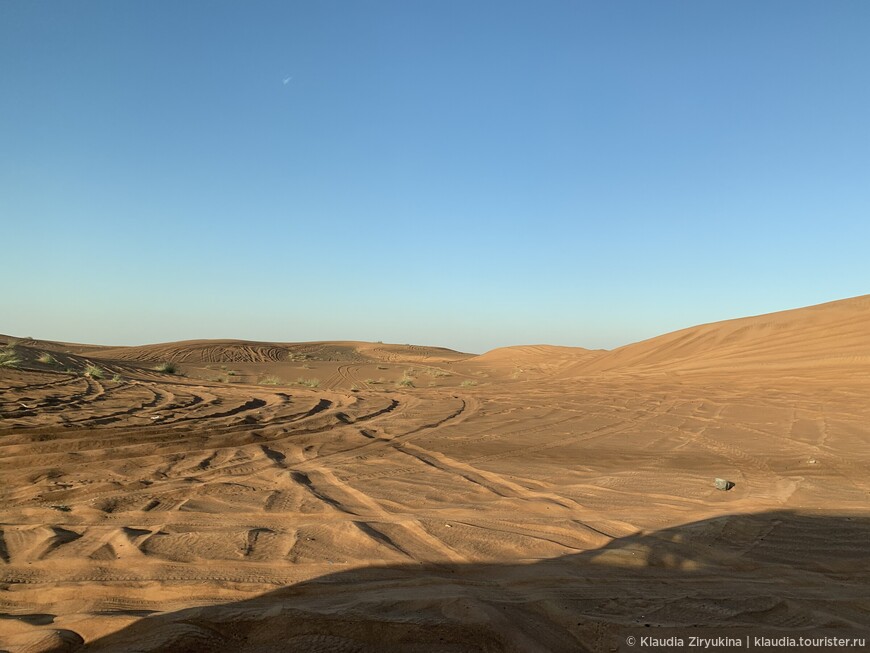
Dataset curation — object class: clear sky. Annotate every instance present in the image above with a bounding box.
[2,1,868,353]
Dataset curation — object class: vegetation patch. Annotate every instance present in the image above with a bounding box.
[296,377,320,388]
[397,372,415,387]
[0,347,22,368]
[37,352,59,366]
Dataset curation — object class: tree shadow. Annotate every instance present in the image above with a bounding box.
[83,510,870,652]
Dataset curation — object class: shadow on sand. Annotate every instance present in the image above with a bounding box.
[81,510,870,652]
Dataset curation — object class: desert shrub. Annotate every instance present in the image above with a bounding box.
[460,380,477,387]
[296,377,320,388]
[112,373,122,382]
[84,364,104,379]
[260,375,281,385]
[37,352,59,365]
[0,348,22,368]
[154,361,177,374]
[397,372,415,387]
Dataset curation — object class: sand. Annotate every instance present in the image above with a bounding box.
[1,295,869,652]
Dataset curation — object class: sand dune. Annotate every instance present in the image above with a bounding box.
[560,295,870,376]
[1,296,869,652]
[463,345,605,381]
[82,340,473,366]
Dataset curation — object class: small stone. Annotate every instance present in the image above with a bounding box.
[714,478,735,491]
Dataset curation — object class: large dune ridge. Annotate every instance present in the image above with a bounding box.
[1,295,869,652]
[558,294,870,376]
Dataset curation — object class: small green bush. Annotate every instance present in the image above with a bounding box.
[460,380,477,387]
[37,352,59,366]
[84,364,104,379]
[154,361,177,374]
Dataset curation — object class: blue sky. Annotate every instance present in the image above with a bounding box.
[2,1,868,353]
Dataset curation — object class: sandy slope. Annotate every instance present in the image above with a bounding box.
[1,296,869,652]
[559,294,870,376]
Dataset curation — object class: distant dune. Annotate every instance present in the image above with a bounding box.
[472,344,602,364]
[78,340,472,365]
[464,345,605,380]
[562,294,870,376]
[462,294,870,379]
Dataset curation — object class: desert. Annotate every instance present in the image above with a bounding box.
[1,295,869,652]
[5,2,869,650]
